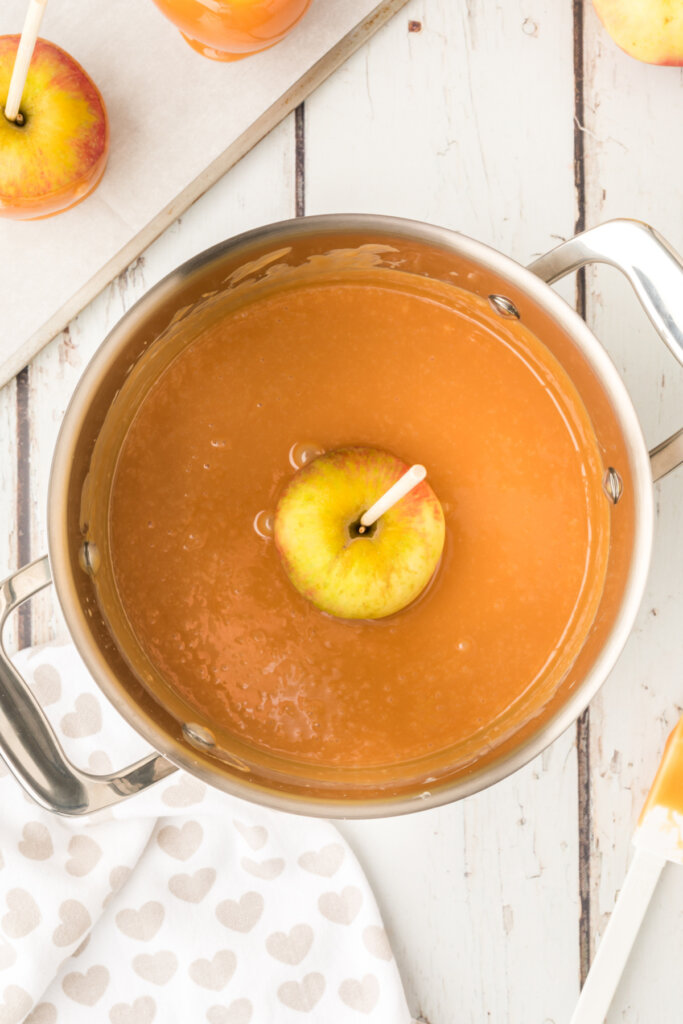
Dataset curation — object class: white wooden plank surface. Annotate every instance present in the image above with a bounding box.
[581,5,683,1022]
[0,2,682,1022]
[304,2,581,1020]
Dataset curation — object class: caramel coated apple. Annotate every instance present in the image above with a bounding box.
[0,37,109,220]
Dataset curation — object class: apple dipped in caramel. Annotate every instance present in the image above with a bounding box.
[274,448,445,620]
[0,36,109,219]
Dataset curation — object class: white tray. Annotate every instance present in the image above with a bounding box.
[0,0,406,387]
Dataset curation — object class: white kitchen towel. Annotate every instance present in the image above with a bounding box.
[0,644,412,1024]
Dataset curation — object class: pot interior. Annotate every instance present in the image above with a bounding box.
[48,219,650,816]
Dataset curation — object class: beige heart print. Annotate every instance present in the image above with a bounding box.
[363,925,393,961]
[60,694,102,738]
[169,868,215,903]
[206,1000,253,1024]
[25,1003,57,1024]
[215,892,263,933]
[233,821,268,851]
[0,985,31,1024]
[339,974,380,1014]
[298,843,345,878]
[133,950,178,985]
[116,901,164,941]
[109,995,156,1024]
[318,886,362,925]
[18,822,53,861]
[2,889,41,939]
[189,950,236,991]
[240,857,284,881]
[67,835,102,877]
[277,973,325,1013]
[52,899,91,947]
[62,965,109,1006]
[32,664,62,705]
[161,777,206,808]
[156,821,203,861]
[266,924,314,965]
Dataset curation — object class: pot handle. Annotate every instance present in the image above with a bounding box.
[0,556,177,816]
[528,219,683,482]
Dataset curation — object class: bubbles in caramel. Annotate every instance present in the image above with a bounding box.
[102,264,610,772]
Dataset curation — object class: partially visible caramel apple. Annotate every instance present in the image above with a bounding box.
[149,0,312,62]
[0,37,109,220]
[592,0,683,65]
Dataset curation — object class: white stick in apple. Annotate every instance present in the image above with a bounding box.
[4,0,48,125]
[358,464,427,533]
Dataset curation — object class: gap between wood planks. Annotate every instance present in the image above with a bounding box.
[573,0,592,991]
[15,365,31,649]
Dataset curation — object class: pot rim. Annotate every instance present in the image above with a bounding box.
[46,213,654,818]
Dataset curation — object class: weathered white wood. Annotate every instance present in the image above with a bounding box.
[0,377,18,652]
[306,1,580,1021]
[27,117,296,645]
[582,4,683,1022]
[12,3,683,1022]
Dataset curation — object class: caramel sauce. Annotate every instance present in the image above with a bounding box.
[108,275,610,769]
[640,717,683,821]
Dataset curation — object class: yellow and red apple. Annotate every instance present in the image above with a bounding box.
[0,37,109,220]
[274,447,446,620]
[593,0,683,65]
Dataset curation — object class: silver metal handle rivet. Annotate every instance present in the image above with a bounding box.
[602,467,624,504]
[182,723,216,749]
[78,541,101,575]
[488,294,520,319]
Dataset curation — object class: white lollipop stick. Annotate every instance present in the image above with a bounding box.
[359,464,427,531]
[569,846,665,1024]
[4,0,48,124]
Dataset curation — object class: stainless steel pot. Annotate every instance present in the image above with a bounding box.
[1,216,682,818]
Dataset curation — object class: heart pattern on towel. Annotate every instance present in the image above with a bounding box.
[0,646,409,1024]
[115,903,164,942]
[168,868,216,903]
[156,822,203,862]
[18,823,53,861]
[2,889,41,939]
[189,951,237,991]
[266,924,314,965]
[318,887,363,926]
[215,892,263,933]
[277,973,325,1013]
[206,1001,253,1024]
[62,966,109,1006]
[60,694,102,738]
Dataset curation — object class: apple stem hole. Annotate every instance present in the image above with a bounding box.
[350,518,377,539]
[2,107,25,127]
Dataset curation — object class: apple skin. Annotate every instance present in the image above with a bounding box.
[0,37,109,220]
[274,447,446,620]
[592,0,683,65]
